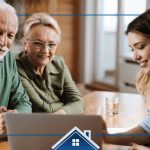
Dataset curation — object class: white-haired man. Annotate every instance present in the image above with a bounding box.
[0,1,31,134]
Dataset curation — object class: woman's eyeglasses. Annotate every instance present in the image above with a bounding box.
[27,39,58,51]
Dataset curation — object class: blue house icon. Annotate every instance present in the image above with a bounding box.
[51,126,100,150]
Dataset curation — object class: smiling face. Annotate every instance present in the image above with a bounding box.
[128,32,150,75]
[0,10,18,60]
[24,24,60,68]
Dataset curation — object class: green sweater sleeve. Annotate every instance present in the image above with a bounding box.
[9,57,32,113]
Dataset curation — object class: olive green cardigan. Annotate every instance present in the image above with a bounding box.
[16,52,84,114]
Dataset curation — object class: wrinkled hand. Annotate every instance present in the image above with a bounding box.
[52,109,67,115]
[0,106,18,134]
[0,106,7,134]
[0,113,6,134]
[129,143,150,150]
[0,106,7,113]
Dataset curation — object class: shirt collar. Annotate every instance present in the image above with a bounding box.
[46,59,59,74]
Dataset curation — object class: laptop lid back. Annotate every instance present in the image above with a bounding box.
[6,114,102,150]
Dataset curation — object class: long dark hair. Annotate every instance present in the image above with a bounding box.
[126,9,150,36]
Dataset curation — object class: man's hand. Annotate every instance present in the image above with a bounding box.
[129,143,150,150]
[0,106,18,134]
[0,106,7,113]
[52,109,67,115]
[0,113,6,134]
[0,106,7,134]
[7,109,18,113]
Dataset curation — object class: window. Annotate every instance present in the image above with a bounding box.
[122,0,146,57]
[83,0,147,90]
[72,139,80,146]
[94,0,118,85]
[96,0,147,86]
[103,0,118,32]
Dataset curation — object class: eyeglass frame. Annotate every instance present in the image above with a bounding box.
[25,39,59,51]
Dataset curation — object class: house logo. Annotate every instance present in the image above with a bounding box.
[51,126,100,150]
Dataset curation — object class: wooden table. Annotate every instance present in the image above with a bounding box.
[83,91,148,149]
[0,91,148,150]
[0,140,9,150]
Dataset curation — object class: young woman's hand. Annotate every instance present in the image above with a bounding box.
[129,143,150,150]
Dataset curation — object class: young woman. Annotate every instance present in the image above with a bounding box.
[103,9,150,149]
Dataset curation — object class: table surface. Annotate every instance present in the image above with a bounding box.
[84,91,147,128]
[83,91,148,150]
[0,91,149,150]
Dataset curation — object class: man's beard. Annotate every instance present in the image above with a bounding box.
[0,46,9,61]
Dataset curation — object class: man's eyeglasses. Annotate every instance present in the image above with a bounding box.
[27,39,58,51]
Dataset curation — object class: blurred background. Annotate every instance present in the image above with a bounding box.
[3,0,149,95]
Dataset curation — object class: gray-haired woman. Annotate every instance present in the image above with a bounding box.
[16,13,84,114]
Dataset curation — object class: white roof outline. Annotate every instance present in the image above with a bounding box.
[51,126,100,150]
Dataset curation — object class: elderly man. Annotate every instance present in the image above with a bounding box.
[0,1,31,134]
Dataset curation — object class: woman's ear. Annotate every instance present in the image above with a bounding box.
[22,38,28,53]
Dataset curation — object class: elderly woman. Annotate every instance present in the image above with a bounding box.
[102,9,150,150]
[16,13,84,114]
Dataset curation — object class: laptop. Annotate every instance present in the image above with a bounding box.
[6,114,103,150]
